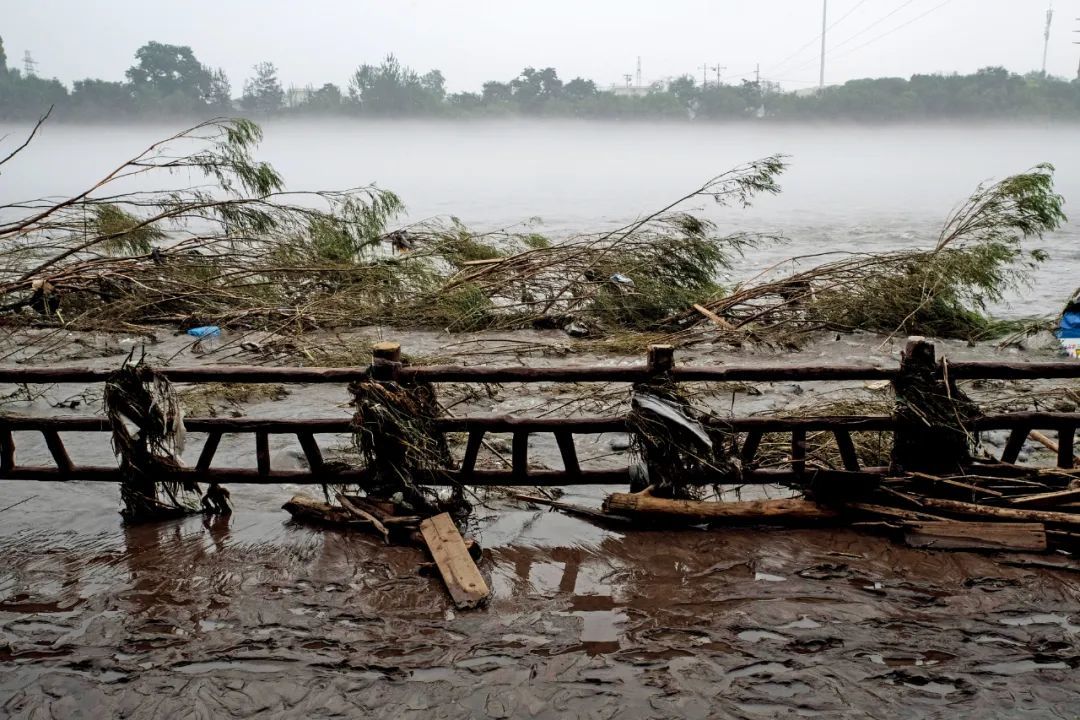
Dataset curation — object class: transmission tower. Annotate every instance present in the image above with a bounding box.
[22,50,37,77]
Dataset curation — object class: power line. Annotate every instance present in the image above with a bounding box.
[781,0,951,77]
[827,0,956,62]
[766,0,870,74]
[827,0,920,54]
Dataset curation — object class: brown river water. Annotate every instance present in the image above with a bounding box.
[4,118,1080,716]
[2,326,1079,718]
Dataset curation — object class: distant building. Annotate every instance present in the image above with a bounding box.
[606,79,669,97]
[284,86,314,108]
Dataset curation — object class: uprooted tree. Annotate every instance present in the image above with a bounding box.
[0,114,1065,354]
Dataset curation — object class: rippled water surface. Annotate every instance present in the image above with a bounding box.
[2,121,1080,718]
[2,120,1078,312]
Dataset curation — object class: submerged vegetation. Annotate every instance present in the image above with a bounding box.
[0,117,1066,351]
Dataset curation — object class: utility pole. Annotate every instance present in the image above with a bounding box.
[622,73,633,88]
[22,50,37,77]
[819,0,828,89]
[699,63,709,88]
[711,64,727,87]
[1042,3,1054,75]
[636,56,642,87]
[1074,17,1080,80]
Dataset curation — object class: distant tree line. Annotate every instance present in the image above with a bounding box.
[2,36,1080,123]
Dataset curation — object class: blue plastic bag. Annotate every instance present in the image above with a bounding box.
[1057,311,1080,339]
[187,326,221,339]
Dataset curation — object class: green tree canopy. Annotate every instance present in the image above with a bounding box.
[125,41,214,109]
[348,55,444,115]
[241,62,283,114]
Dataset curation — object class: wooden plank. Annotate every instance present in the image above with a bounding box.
[741,430,763,466]
[0,429,14,474]
[196,432,222,473]
[833,429,860,471]
[460,430,485,476]
[1010,488,1080,508]
[512,432,529,481]
[7,411,1080,436]
[846,502,953,522]
[1058,426,1076,470]
[420,513,489,609]
[554,432,580,475]
[791,429,806,476]
[915,496,1080,527]
[1001,427,1030,464]
[1,359,1078,386]
[296,432,324,472]
[41,430,73,473]
[256,431,270,476]
[903,521,1047,552]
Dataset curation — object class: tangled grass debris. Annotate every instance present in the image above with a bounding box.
[0,116,1066,352]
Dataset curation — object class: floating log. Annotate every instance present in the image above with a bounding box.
[420,513,490,609]
[602,493,840,524]
[507,492,631,526]
[903,521,1047,552]
[914,496,1080,527]
[845,502,953,522]
[282,495,357,526]
[1009,488,1080,508]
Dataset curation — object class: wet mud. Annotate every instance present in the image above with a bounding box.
[2,495,1080,719]
[2,327,1079,718]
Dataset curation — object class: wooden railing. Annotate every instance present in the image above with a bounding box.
[1,342,1077,485]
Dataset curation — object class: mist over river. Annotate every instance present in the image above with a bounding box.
[2,119,1078,314]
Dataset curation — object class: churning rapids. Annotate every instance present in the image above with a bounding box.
[1,121,1079,718]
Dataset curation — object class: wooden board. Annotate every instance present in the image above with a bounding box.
[420,513,490,609]
[1009,487,1080,508]
[904,521,1047,552]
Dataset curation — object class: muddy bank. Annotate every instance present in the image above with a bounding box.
[2,498,1080,719]
[1,327,1079,718]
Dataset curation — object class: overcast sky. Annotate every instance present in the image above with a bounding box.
[3,1,1078,93]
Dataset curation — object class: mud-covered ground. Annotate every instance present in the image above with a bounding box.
[2,327,1079,718]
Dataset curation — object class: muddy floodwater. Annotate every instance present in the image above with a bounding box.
[2,327,1079,718]
[2,119,1080,717]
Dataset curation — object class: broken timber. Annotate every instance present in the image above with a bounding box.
[603,493,842,524]
[903,521,1047,552]
[420,513,490,609]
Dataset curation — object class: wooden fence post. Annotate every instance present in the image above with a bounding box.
[371,342,402,382]
[647,344,675,375]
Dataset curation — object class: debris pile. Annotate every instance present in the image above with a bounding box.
[104,353,202,522]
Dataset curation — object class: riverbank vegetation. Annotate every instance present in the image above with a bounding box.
[0,118,1065,352]
[3,36,1080,123]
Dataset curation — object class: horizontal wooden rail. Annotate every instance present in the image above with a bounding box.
[0,465,884,486]
[1,360,1077,386]
[2,412,1077,434]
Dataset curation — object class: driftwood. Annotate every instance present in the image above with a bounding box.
[602,492,841,524]
[912,496,1080,527]
[903,521,1047,552]
[506,492,632,526]
[419,513,490,609]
